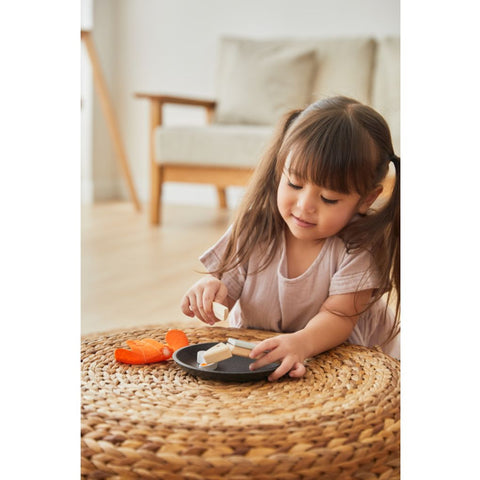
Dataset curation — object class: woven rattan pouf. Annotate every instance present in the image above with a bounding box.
[81,326,400,480]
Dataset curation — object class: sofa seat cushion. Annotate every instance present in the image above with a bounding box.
[154,124,274,168]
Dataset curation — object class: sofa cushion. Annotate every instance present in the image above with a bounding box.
[214,37,316,126]
[154,124,274,168]
[371,37,400,152]
[305,37,376,105]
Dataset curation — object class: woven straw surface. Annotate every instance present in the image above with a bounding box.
[81,326,400,480]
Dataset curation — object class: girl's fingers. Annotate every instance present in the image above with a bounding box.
[249,343,281,371]
[250,338,278,359]
[249,353,275,372]
[185,292,209,325]
[181,277,228,325]
[180,295,194,317]
[288,362,306,378]
[202,279,228,324]
[193,291,206,321]
[249,338,282,370]
[201,291,218,324]
[249,335,306,381]
[185,292,216,325]
[268,358,296,382]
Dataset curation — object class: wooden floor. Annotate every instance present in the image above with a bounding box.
[81,202,233,335]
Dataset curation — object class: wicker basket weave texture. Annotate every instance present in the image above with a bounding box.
[81,326,400,479]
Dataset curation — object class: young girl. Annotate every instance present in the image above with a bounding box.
[181,96,400,381]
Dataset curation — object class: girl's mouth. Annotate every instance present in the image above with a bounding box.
[291,214,316,228]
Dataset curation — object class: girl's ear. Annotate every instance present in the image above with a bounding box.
[358,186,383,214]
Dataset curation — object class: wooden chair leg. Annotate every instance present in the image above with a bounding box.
[216,187,227,209]
[150,164,163,225]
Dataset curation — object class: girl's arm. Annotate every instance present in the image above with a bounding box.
[249,289,374,381]
[180,275,236,325]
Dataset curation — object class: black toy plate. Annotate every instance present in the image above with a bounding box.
[173,342,278,382]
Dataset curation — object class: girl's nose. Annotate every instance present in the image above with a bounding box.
[296,191,317,213]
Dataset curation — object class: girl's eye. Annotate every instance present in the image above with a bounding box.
[321,196,338,205]
[287,180,302,190]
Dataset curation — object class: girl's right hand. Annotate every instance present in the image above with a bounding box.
[180,276,229,325]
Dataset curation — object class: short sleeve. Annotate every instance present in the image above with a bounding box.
[329,247,380,296]
[199,226,246,301]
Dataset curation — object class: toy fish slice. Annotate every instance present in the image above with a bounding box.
[114,329,189,365]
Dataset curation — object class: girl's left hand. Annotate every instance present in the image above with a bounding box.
[249,333,307,381]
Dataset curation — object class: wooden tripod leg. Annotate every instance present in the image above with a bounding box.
[81,30,141,212]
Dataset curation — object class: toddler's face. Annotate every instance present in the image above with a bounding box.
[277,164,367,244]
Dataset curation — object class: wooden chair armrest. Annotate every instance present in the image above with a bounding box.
[136,93,217,127]
[135,92,216,109]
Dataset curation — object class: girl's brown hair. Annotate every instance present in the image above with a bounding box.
[214,96,400,344]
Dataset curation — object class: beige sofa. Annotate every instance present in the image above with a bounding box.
[137,36,400,225]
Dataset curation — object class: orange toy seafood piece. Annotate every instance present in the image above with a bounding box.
[115,338,173,365]
[165,329,189,351]
[114,330,189,365]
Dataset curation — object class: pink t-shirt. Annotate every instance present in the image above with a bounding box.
[200,226,400,358]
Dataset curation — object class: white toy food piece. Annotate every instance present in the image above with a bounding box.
[212,302,229,321]
[197,350,218,370]
[227,338,257,349]
[229,345,253,357]
[202,342,233,364]
[227,338,257,358]
[228,345,252,357]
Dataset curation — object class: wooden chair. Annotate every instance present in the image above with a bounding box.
[135,93,256,225]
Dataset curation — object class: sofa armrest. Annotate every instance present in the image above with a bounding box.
[136,92,216,108]
[135,93,217,126]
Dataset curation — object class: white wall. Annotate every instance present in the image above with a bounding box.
[87,0,399,206]
[91,0,123,201]
[81,0,93,203]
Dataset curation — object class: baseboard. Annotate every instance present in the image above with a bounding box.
[85,179,245,209]
[92,178,123,202]
[119,180,245,209]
